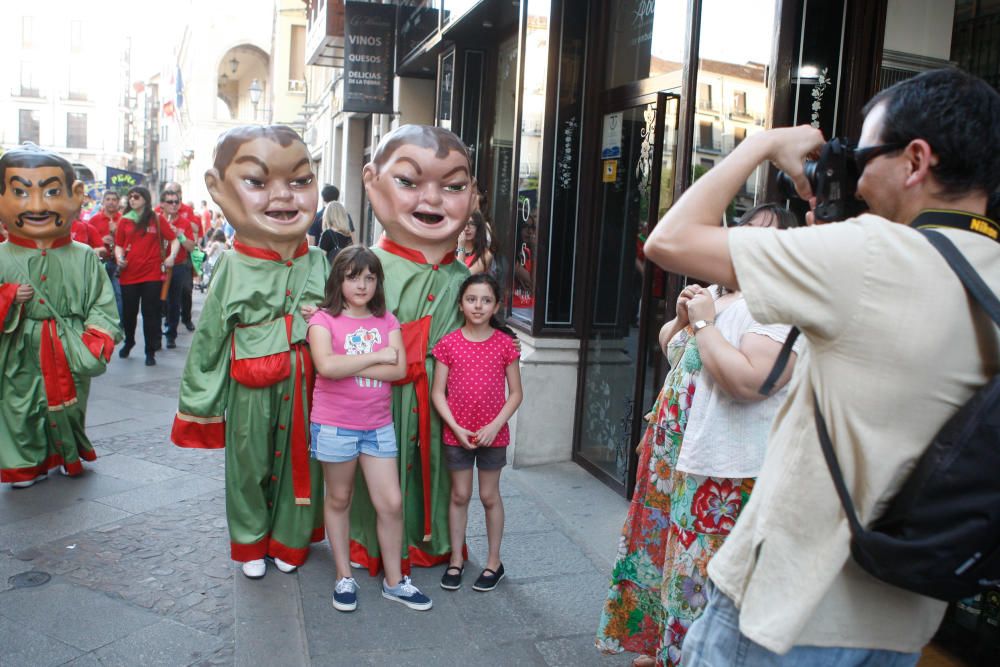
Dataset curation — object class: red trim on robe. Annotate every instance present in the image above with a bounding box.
[349,539,467,577]
[376,234,456,265]
[172,414,226,449]
[233,239,309,261]
[0,452,69,483]
[290,339,313,505]
[40,320,78,409]
[0,283,19,323]
[7,234,73,249]
[229,530,324,565]
[393,317,433,540]
[82,329,114,362]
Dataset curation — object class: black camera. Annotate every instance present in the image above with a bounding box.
[776,137,867,222]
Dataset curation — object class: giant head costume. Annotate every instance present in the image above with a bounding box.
[0,143,85,247]
[363,124,477,261]
[204,125,318,257]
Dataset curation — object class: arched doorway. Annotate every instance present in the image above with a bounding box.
[216,44,271,122]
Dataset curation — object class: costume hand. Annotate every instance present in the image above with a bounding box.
[300,304,318,319]
[512,334,522,354]
[686,291,715,324]
[14,284,34,303]
[377,346,399,365]
[164,256,175,269]
[475,421,502,447]
[763,126,825,200]
[117,257,128,270]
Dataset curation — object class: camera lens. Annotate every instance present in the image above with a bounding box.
[776,161,818,200]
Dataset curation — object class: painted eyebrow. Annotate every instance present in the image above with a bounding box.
[40,176,64,187]
[234,156,270,175]
[394,157,422,175]
[441,166,470,180]
[292,158,311,172]
[11,176,32,187]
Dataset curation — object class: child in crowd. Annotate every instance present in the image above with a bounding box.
[431,273,523,592]
[307,246,433,612]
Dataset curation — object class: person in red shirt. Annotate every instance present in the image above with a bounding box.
[87,190,123,320]
[70,216,100,246]
[160,190,197,346]
[115,186,178,366]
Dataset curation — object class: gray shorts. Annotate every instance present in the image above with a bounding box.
[442,445,508,471]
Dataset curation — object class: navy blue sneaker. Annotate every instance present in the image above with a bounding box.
[382,575,432,610]
[332,577,357,612]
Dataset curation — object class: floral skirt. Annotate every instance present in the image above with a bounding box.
[595,420,754,666]
[657,470,753,666]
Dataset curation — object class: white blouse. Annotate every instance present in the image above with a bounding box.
[676,297,801,478]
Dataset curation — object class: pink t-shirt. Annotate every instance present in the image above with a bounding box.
[432,328,520,447]
[308,309,400,430]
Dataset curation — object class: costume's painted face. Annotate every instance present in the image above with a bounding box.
[0,167,83,241]
[206,138,317,245]
[364,145,475,256]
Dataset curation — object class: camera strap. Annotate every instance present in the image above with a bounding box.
[910,209,1000,245]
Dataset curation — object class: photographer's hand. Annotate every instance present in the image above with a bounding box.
[645,125,824,289]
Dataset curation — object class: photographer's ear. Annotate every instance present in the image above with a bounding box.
[903,139,938,189]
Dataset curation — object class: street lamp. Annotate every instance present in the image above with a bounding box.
[248,78,262,121]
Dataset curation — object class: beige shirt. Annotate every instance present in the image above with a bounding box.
[713,214,1000,654]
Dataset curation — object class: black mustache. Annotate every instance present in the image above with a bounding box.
[15,212,65,228]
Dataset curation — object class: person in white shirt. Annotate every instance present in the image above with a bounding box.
[644,68,1000,666]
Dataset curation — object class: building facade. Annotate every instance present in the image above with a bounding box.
[301,0,981,499]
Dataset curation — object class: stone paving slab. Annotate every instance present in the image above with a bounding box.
[91,617,227,667]
[0,581,162,652]
[234,564,308,667]
[534,634,633,667]
[0,473,140,525]
[465,530,596,581]
[89,452,188,483]
[93,474,222,515]
[0,613,83,667]
[0,500,133,554]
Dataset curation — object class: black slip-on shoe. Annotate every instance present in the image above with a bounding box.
[472,563,505,592]
[440,565,464,590]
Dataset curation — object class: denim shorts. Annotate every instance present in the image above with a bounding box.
[310,422,398,463]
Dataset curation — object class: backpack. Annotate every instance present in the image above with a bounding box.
[760,228,1000,601]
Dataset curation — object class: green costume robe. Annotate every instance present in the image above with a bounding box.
[350,236,469,574]
[171,239,326,565]
[0,236,122,483]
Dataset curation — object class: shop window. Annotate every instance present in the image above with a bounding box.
[397,0,439,64]
[67,112,87,149]
[604,0,686,89]
[437,50,454,130]
[19,109,39,144]
[459,50,485,173]
[691,0,777,220]
[289,25,306,92]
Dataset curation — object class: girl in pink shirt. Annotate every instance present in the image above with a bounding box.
[431,274,523,592]
[307,247,432,612]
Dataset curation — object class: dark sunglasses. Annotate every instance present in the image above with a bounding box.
[162,199,180,205]
[852,142,907,173]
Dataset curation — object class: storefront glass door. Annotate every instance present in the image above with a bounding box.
[575,92,679,496]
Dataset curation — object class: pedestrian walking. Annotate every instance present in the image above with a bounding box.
[307,246,433,613]
[115,186,178,367]
[431,273,523,593]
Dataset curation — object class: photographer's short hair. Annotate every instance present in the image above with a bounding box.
[864,68,1000,206]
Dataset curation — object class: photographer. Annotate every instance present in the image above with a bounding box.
[644,68,999,664]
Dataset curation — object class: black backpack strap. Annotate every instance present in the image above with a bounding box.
[920,229,1000,328]
[813,391,865,536]
[758,326,800,396]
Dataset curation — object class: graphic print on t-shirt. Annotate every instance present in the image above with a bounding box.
[345,326,382,388]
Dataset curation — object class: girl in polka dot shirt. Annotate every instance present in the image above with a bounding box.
[431,273,523,592]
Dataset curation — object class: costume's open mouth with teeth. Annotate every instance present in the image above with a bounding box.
[413,212,444,224]
[266,210,298,222]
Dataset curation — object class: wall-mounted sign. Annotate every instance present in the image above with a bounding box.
[106,167,144,197]
[602,159,618,183]
[601,112,622,159]
[343,1,396,114]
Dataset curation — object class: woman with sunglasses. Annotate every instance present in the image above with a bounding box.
[114,186,179,366]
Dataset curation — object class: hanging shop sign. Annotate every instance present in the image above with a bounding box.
[106,167,144,197]
[343,1,397,114]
